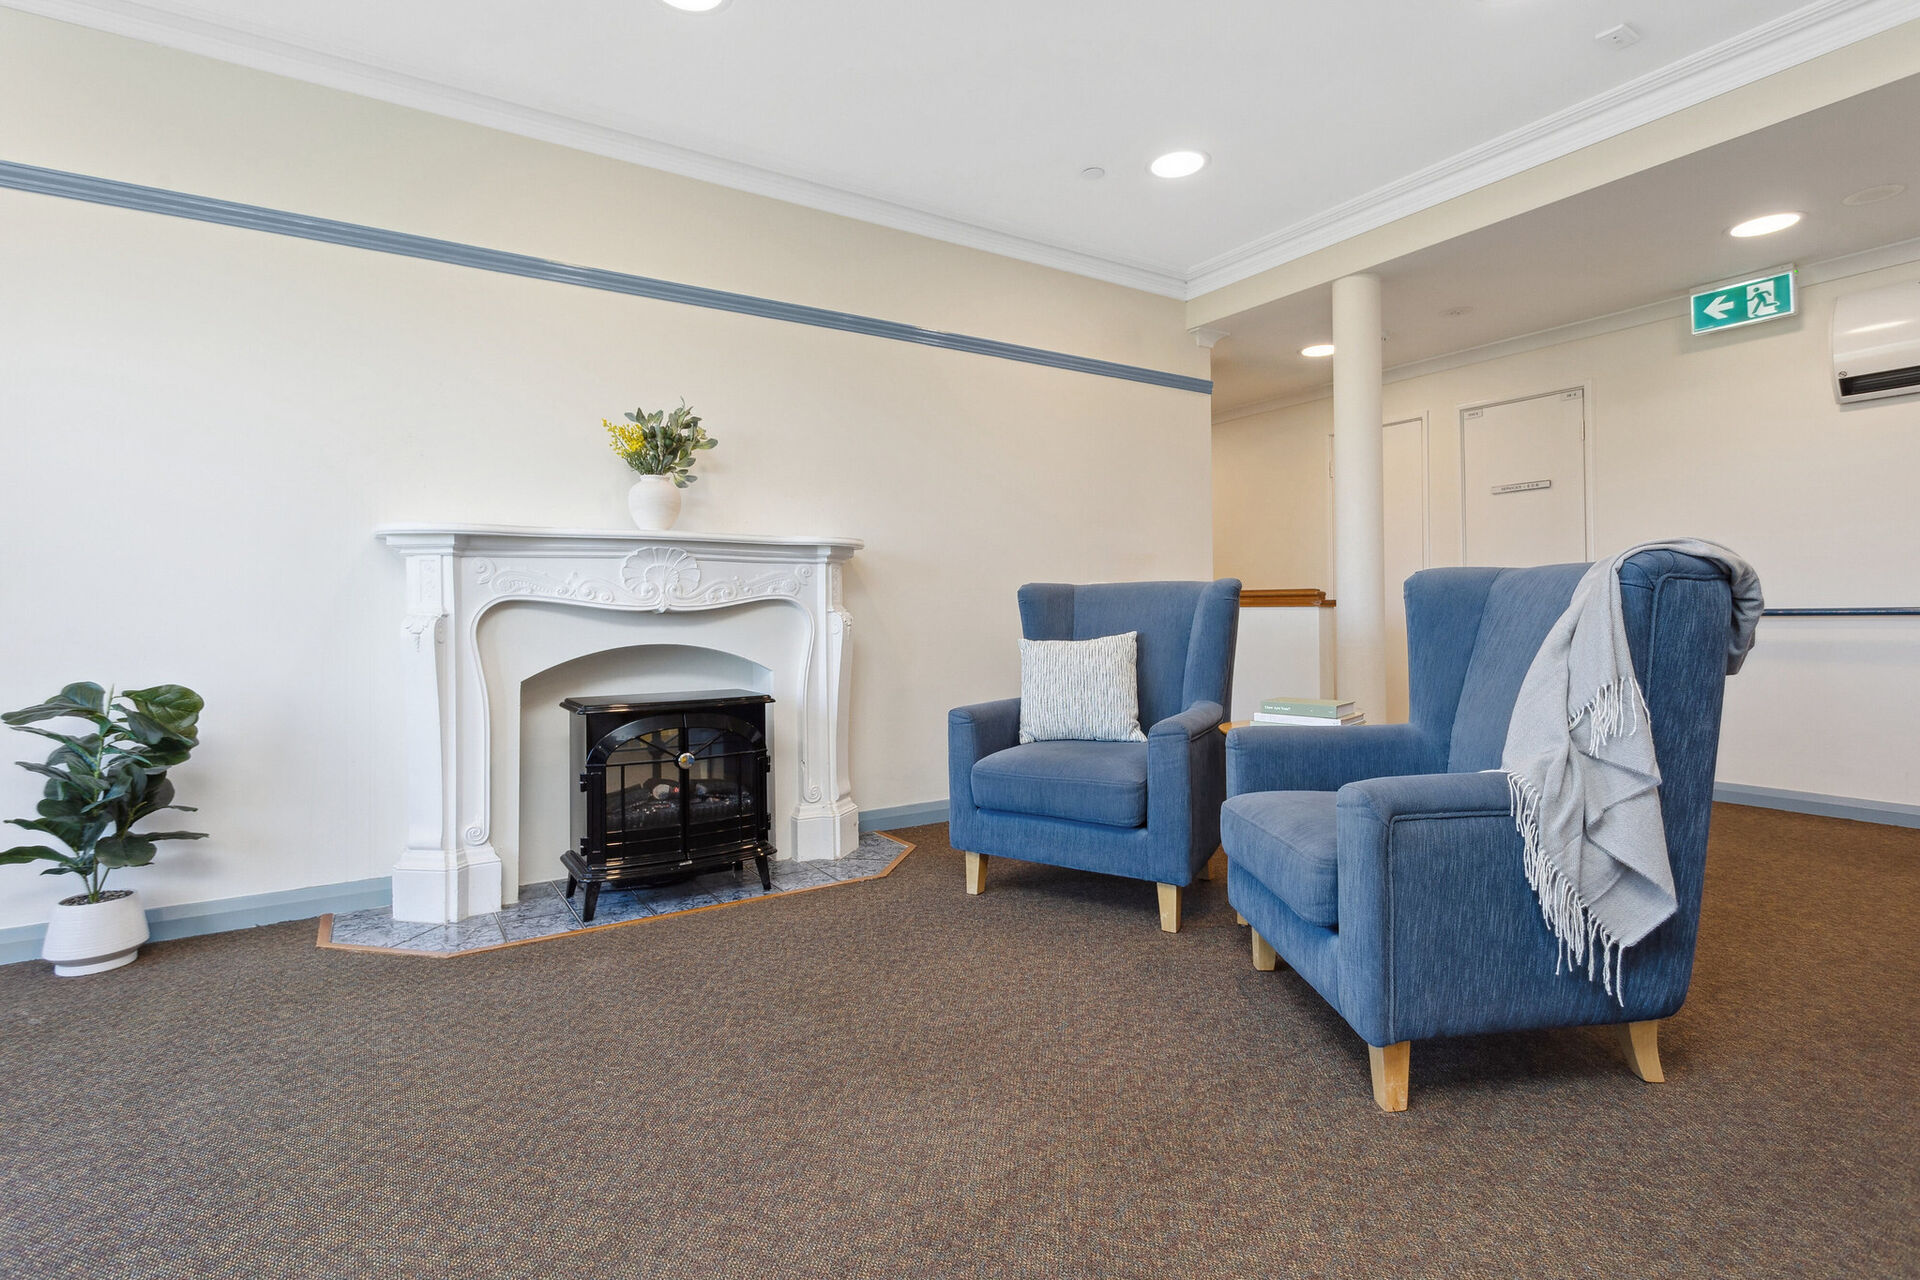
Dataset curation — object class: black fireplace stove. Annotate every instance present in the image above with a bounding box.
[561,689,774,921]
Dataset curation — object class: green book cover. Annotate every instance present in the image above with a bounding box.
[1259,697,1354,718]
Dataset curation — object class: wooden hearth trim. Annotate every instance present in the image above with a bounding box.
[315,833,916,960]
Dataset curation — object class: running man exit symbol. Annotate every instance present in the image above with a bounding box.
[1691,270,1796,334]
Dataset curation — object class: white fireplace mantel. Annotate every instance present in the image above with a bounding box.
[375,523,863,923]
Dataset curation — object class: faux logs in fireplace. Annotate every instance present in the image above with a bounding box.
[561,689,774,922]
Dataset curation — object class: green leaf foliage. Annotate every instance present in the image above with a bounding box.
[94,834,157,867]
[2,682,109,728]
[4,683,206,898]
[1,845,79,870]
[604,400,718,487]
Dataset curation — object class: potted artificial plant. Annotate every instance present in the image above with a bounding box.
[605,400,717,530]
[3,682,206,976]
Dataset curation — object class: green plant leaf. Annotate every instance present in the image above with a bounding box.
[17,761,99,795]
[0,844,81,870]
[11,725,103,753]
[3,686,109,727]
[7,813,93,853]
[95,834,158,867]
[139,830,207,842]
[123,686,204,736]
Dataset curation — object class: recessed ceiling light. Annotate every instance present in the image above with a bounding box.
[1728,212,1802,238]
[1080,166,1106,181]
[1301,343,1335,358]
[1843,183,1906,206]
[1149,150,1209,179]
[660,0,730,11]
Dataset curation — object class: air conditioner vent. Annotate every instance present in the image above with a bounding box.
[1838,364,1920,399]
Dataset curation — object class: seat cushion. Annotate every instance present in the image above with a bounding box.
[971,741,1149,828]
[1220,791,1340,927]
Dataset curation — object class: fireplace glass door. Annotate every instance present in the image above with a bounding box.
[596,714,765,868]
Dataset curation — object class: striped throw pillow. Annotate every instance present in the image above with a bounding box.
[1018,631,1148,744]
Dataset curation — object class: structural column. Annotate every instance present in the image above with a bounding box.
[1331,273,1388,720]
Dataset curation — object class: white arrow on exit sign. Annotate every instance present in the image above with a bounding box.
[1703,295,1736,321]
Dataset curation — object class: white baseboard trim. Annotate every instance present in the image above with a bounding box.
[1714,783,1920,829]
[0,876,392,967]
[859,801,950,833]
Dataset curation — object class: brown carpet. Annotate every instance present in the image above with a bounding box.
[2,804,1915,1279]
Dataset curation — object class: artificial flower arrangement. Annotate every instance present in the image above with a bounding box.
[604,401,717,488]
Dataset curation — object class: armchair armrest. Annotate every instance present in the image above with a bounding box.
[1147,700,1227,882]
[1148,700,1224,744]
[1331,770,1669,1044]
[1225,722,1437,797]
[947,698,1021,819]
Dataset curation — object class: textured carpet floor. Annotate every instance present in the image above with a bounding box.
[2,804,1915,1279]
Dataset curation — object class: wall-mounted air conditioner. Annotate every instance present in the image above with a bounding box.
[1832,280,1920,404]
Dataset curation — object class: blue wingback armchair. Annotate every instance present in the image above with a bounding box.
[949,579,1241,932]
[1222,551,1737,1109]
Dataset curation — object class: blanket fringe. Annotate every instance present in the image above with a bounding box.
[1575,675,1645,756]
[1506,771,1629,1004]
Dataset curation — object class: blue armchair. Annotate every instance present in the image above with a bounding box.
[1222,551,1737,1109]
[949,579,1241,932]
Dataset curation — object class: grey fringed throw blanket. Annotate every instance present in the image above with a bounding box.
[1502,539,1762,998]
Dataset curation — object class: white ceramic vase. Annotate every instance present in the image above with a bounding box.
[627,476,684,531]
[41,889,149,976]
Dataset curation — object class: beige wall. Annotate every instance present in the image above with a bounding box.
[1214,258,1920,806]
[0,13,1213,928]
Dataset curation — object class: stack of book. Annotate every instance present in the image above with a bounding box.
[1251,697,1365,727]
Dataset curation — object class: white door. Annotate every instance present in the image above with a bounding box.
[1381,417,1427,722]
[1459,388,1588,567]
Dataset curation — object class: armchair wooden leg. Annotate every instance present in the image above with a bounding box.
[1369,1042,1410,1112]
[964,852,988,896]
[1234,911,1247,926]
[1205,848,1227,881]
[1156,883,1182,933]
[1251,928,1278,971]
[1616,1020,1665,1083]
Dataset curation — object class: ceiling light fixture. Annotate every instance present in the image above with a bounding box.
[659,0,730,11]
[1842,183,1906,206]
[1728,212,1802,238]
[1301,343,1335,358]
[1149,150,1209,179]
[1080,166,1107,181]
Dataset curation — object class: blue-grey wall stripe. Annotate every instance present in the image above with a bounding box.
[0,160,1212,395]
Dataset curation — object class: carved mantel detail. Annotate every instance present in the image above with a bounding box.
[375,523,863,924]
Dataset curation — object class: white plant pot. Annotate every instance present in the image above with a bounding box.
[41,889,149,977]
[626,476,684,531]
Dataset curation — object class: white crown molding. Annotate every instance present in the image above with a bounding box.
[3,0,1192,297]
[1184,0,1920,298]
[1210,234,1920,423]
[9,0,1916,305]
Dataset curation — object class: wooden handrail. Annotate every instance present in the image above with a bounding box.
[1241,588,1336,608]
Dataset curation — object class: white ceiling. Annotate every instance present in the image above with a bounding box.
[15,0,1915,296]
[1208,70,1920,415]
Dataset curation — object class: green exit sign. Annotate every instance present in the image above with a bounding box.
[1691,269,1796,335]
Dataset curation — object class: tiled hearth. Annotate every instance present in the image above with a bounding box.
[320,831,911,957]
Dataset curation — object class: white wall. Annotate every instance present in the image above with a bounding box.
[1214,257,1920,806]
[0,14,1213,929]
